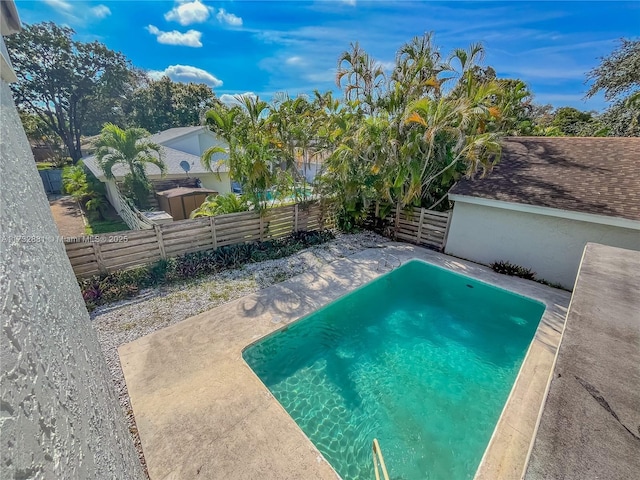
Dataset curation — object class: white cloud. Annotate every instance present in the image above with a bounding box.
[341,0,357,6]
[219,92,257,106]
[91,5,111,19]
[304,69,335,83]
[148,65,223,87]
[285,56,305,66]
[44,0,112,23]
[216,8,243,27]
[165,0,213,26]
[146,25,203,47]
[43,0,72,12]
[378,61,396,72]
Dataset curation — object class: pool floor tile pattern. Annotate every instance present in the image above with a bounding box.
[118,244,570,480]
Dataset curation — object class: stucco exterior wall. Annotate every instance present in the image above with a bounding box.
[164,134,199,156]
[199,172,232,194]
[198,130,226,154]
[445,201,640,289]
[164,130,227,157]
[0,78,143,478]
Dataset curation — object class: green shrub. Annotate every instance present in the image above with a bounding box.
[490,260,536,280]
[80,230,335,311]
[190,193,250,218]
[63,162,110,220]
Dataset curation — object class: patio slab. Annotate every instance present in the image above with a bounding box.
[119,244,570,479]
[524,243,640,480]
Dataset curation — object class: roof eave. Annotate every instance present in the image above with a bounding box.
[1,1,21,35]
[153,126,209,145]
[448,193,640,230]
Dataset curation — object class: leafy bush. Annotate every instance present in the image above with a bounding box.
[63,161,109,220]
[80,230,335,311]
[490,260,536,280]
[190,193,250,218]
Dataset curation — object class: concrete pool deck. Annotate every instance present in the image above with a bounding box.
[118,243,570,479]
[524,244,640,479]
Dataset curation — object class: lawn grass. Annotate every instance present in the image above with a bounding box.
[36,162,56,170]
[85,218,130,235]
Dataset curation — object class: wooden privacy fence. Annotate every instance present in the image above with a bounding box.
[113,187,155,231]
[65,202,333,277]
[374,205,451,250]
[39,169,63,194]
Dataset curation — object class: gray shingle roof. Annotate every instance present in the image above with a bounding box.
[149,126,207,145]
[83,144,228,180]
[450,136,640,221]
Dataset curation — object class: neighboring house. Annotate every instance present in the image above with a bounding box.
[445,137,640,289]
[83,126,231,214]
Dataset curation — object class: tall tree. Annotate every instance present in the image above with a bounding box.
[551,107,605,136]
[203,96,280,208]
[586,39,640,137]
[599,95,640,137]
[336,42,386,114]
[125,76,219,132]
[94,124,166,208]
[586,39,640,102]
[323,34,507,226]
[6,22,135,162]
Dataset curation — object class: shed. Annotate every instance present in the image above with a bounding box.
[445,136,640,289]
[156,187,217,221]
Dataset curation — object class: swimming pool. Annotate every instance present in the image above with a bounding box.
[243,259,545,479]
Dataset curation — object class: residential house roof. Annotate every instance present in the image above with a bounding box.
[83,144,228,180]
[82,125,228,180]
[156,187,218,198]
[149,126,207,145]
[450,136,640,221]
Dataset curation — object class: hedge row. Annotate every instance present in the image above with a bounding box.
[80,230,335,311]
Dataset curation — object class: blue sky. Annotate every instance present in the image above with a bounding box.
[15,0,640,111]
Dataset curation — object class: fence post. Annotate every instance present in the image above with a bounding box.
[210,216,217,249]
[259,213,264,242]
[394,202,401,237]
[294,204,299,232]
[92,241,107,275]
[154,225,166,259]
[416,208,425,245]
[441,211,452,252]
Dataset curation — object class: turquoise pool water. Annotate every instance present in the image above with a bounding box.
[243,260,545,479]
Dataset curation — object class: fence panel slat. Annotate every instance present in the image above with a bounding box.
[65,201,333,277]
[372,207,451,251]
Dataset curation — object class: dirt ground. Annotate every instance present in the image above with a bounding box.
[49,195,86,237]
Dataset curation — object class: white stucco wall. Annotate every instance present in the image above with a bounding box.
[163,129,226,157]
[162,131,231,193]
[199,172,232,194]
[164,134,200,156]
[0,78,143,478]
[197,130,226,155]
[445,201,640,289]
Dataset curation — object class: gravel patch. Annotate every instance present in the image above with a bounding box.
[91,231,389,476]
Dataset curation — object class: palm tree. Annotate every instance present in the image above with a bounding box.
[203,100,277,209]
[336,42,386,113]
[404,95,501,208]
[94,123,166,208]
[391,33,448,102]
